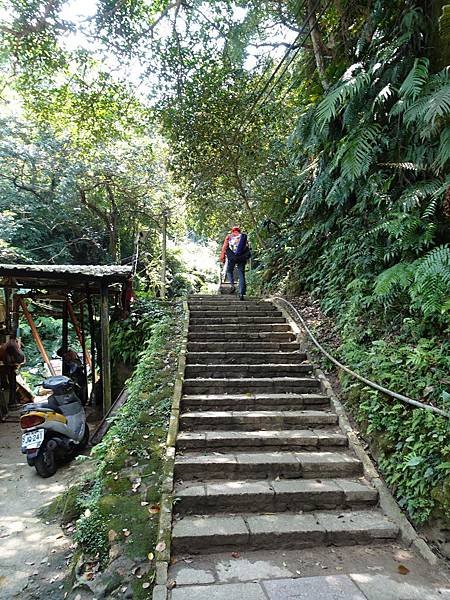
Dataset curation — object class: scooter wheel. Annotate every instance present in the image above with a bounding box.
[78,423,90,451]
[35,443,57,478]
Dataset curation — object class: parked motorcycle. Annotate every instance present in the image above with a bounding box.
[20,375,89,477]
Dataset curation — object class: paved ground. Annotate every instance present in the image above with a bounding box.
[168,545,450,599]
[0,418,79,598]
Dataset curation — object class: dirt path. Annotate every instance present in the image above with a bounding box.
[0,419,79,598]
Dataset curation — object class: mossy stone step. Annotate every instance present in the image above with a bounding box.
[174,450,363,480]
[179,410,337,431]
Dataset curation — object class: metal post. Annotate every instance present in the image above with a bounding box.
[161,210,168,299]
[99,282,111,415]
[68,300,92,368]
[62,299,69,375]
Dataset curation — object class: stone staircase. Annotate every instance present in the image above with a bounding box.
[171,295,399,557]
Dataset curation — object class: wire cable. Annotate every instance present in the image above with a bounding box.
[274,296,450,419]
[239,0,333,135]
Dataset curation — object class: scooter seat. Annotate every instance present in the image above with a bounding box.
[22,402,64,415]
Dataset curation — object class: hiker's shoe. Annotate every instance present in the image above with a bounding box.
[230,285,235,294]
[239,294,244,301]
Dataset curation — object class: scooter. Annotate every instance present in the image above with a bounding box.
[20,375,90,478]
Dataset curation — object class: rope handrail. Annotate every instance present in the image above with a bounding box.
[273,296,450,419]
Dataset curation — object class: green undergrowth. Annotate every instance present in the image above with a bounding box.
[277,292,450,527]
[45,299,183,597]
[339,330,450,525]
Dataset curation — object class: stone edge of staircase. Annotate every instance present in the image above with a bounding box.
[153,300,189,600]
[271,296,439,568]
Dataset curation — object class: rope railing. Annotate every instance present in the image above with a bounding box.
[273,296,450,419]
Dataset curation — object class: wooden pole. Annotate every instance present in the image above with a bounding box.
[8,368,16,408]
[86,289,97,389]
[17,296,56,376]
[99,282,111,415]
[4,286,12,332]
[67,300,92,368]
[62,300,69,376]
[79,301,89,406]
[161,210,168,299]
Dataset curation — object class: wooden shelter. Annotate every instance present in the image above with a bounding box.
[0,264,132,418]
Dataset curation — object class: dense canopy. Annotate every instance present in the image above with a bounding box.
[0,0,449,527]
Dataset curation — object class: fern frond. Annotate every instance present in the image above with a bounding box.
[336,124,382,181]
[412,246,450,316]
[399,180,442,212]
[316,65,372,129]
[372,84,394,111]
[398,58,429,99]
[404,81,450,127]
[434,126,450,171]
[373,262,414,302]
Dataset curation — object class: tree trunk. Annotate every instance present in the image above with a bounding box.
[105,184,120,262]
[233,166,264,246]
[307,0,329,90]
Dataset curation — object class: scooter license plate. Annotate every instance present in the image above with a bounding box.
[22,429,45,450]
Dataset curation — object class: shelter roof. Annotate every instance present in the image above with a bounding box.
[0,264,131,293]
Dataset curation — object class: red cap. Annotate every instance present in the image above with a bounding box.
[231,226,241,233]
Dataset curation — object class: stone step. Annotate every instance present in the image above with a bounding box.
[175,478,378,514]
[188,304,278,313]
[187,342,301,352]
[176,428,347,451]
[181,393,330,411]
[186,352,307,365]
[189,323,291,333]
[180,410,337,431]
[172,509,399,553]
[190,295,263,299]
[174,450,362,480]
[188,332,295,342]
[183,377,320,395]
[190,310,282,318]
[185,364,313,379]
[189,316,287,325]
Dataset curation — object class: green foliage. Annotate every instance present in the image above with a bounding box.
[73,300,183,575]
[110,298,170,366]
[341,334,450,524]
[374,246,450,318]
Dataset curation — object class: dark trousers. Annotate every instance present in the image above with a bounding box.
[226,259,246,296]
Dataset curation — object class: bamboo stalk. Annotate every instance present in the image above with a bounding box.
[17,296,56,376]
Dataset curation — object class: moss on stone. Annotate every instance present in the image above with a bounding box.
[38,483,84,524]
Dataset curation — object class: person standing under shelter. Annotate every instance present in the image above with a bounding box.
[220,226,251,300]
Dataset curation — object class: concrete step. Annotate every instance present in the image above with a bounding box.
[172,509,399,553]
[186,352,307,365]
[188,332,295,342]
[188,304,278,313]
[189,316,287,325]
[183,377,320,395]
[187,342,301,352]
[190,310,282,318]
[181,393,330,411]
[189,323,291,333]
[176,428,347,451]
[185,364,313,379]
[174,450,363,480]
[190,295,263,300]
[180,410,337,431]
[175,478,378,514]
